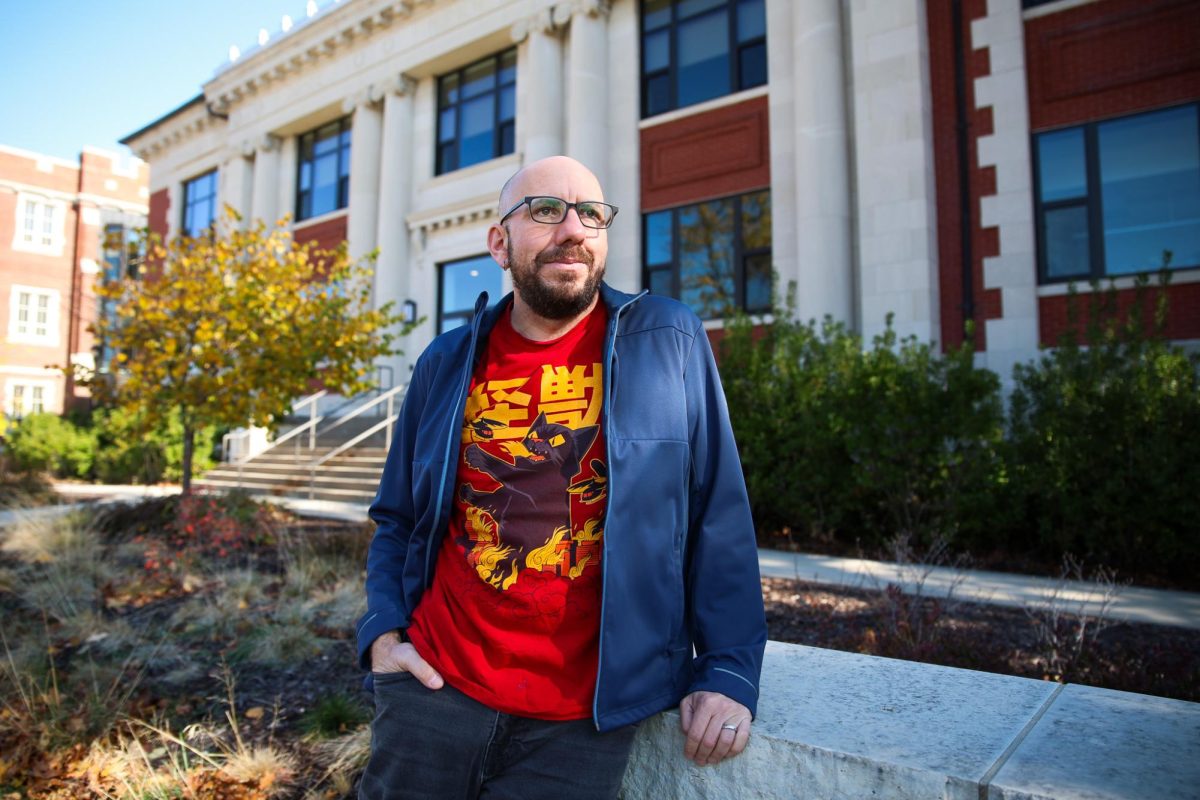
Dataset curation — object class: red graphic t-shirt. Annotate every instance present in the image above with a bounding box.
[407,302,608,720]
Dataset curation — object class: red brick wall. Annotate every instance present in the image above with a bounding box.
[0,149,78,195]
[1027,0,1200,345]
[1040,282,1200,345]
[293,213,348,252]
[640,95,770,212]
[148,188,170,240]
[927,0,1003,352]
[1025,0,1200,132]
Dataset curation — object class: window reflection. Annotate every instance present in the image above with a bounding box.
[643,191,772,318]
[1034,103,1200,281]
[437,50,517,175]
[440,254,503,333]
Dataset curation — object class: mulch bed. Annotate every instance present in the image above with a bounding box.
[762,577,1200,703]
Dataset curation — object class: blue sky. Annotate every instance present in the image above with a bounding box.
[0,1,330,162]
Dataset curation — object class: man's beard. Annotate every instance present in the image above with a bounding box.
[507,240,605,321]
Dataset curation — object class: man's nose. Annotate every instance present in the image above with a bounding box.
[553,206,588,244]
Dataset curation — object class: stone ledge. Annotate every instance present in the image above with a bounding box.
[621,641,1199,800]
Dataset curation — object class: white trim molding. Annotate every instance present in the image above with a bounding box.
[7,284,62,347]
[10,192,68,257]
[4,377,57,418]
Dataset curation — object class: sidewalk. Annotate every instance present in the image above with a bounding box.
[25,484,1200,632]
[760,549,1200,631]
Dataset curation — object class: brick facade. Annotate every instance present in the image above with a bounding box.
[0,144,147,416]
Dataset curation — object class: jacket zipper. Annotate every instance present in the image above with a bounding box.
[592,290,645,728]
[425,298,487,587]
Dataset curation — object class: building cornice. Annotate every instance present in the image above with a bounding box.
[406,195,497,235]
[125,101,222,162]
[76,193,149,215]
[0,178,77,204]
[205,0,433,117]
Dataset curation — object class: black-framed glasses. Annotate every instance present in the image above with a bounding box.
[498,196,619,229]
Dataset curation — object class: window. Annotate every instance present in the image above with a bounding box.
[439,254,503,333]
[641,0,766,118]
[644,190,771,318]
[8,285,60,345]
[436,49,517,175]
[6,380,53,419]
[181,170,218,237]
[297,118,352,221]
[1034,103,1200,282]
[12,194,65,255]
[97,224,143,372]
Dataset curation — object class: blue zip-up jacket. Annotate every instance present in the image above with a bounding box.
[356,282,766,732]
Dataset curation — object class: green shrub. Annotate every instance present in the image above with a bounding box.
[1005,276,1200,580]
[92,407,215,484]
[720,298,1004,552]
[5,413,96,479]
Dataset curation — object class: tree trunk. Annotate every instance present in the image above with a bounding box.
[181,422,194,495]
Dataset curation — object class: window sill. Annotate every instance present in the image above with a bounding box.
[638,85,769,131]
[6,335,60,347]
[1037,266,1200,296]
[10,240,65,258]
[424,152,522,193]
[292,208,349,230]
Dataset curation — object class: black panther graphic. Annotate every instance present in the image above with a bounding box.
[459,412,600,588]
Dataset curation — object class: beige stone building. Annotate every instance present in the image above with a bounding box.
[122,0,1200,390]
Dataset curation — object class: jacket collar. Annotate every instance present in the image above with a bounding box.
[472,282,646,339]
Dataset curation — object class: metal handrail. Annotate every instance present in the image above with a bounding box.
[306,385,404,498]
[316,384,404,436]
[221,387,324,463]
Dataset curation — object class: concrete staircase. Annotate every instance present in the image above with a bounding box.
[195,388,401,505]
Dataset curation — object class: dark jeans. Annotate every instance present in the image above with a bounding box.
[359,671,639,800]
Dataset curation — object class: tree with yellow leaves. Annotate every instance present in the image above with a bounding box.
[87,210,410,492]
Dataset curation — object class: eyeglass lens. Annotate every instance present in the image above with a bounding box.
[529,197,614,228]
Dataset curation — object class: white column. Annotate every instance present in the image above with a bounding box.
[766,0,799,313]
[566,0,610,183]
[794,0,854,325]
[250,134,282,226]
[376,75,417,386]
[345,92,384,262]
[219,147,252,227]
[514,10,564,162]
[602,0,640,292]
[848,0,942,345]
[276,134,298,226]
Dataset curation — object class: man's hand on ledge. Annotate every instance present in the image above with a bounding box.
[679,690,752,767]
[369,630,444,690]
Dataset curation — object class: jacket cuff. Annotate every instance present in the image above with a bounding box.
[355,608,407,670]
[688,664,760,719]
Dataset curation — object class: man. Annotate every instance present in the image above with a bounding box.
[357,156,766,799]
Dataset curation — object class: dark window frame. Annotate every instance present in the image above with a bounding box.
[295,117,352,222]
[181,169,218,237]
[436,49,517,176]
[640,0,767,119]
[642,189,772,319]
[1032,102,1200,284]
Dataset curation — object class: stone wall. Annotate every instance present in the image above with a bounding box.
[621,641,1199,800]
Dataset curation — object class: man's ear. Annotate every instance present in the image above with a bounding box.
[487,223,509,270]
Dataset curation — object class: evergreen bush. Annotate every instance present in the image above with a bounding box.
[720,298,1004,552]
[5,412,96,479]
[1005,275,1200,580]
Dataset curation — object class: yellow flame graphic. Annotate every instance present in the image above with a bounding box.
[573,518,603,542]
[525,526,569,573]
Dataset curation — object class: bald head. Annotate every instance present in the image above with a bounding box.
[498,156,605,216]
